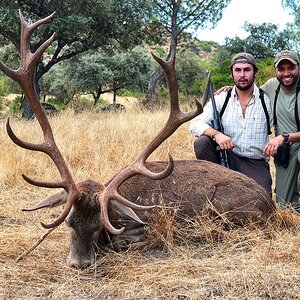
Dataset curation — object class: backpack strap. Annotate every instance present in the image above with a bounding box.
[295,80,300,131]
[219,89,232,119]
[258,88,271,135]
[220,88,271,134]
[273,84,281,136]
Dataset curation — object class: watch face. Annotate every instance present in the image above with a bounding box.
[282,131,289,141]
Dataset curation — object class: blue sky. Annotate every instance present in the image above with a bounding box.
[197,0,294,44]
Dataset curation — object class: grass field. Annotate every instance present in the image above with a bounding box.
[1,108,300,300]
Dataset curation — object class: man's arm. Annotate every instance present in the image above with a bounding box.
[189,94,234,150]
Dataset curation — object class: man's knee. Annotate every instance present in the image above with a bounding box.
[194,135,217,162]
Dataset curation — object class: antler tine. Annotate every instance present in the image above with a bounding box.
[100,36,211,234]
[0,12,80,229]
[19,10,56,68]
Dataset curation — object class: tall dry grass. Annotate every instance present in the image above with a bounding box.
[0,108,300,300]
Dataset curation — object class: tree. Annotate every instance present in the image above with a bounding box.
[144,0,232,107]
[74,47,152,107]
[225,22,291,60]
[65,51,114,106]
[282,0,300,53]
[43,46,152,108]
[0,0,151,118]
[176,49,206,100]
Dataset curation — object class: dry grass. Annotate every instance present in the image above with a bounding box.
[1,108,300,300]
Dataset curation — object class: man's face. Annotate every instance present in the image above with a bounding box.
[275,60,300,89]
[231,63,256,91]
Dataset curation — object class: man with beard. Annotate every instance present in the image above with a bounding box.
[263,50,300,209]
[189,52,273,195]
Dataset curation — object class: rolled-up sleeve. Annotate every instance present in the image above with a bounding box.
[189,100,213,137]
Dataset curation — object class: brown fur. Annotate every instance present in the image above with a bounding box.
[64,160,275,268]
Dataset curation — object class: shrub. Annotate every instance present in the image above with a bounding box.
[9,95,22,114]
[0,77,9,96]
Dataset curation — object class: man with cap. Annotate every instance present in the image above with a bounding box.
[189,52,273,195]
[263,50,300,209]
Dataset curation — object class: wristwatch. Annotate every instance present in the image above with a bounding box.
[281,131,290,143]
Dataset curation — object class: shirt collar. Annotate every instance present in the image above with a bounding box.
[232,84,259,102]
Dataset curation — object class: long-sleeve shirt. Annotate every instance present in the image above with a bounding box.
[189,84,273,159]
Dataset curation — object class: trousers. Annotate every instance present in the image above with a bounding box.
[193,135,272,196]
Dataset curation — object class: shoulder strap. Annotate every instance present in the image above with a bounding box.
[295,80,300,131]
[273,84,281,135]
[259,88,271,135]
[220,88,271,135]
[219,89,232,119]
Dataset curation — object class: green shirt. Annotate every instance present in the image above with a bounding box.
[261,77,300,135]
[261,77,300,206]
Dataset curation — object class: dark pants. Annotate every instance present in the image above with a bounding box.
[194,136,272,196]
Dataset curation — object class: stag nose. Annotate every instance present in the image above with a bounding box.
[66,255,95,269]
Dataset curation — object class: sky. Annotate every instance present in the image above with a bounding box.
[196,0,294,44]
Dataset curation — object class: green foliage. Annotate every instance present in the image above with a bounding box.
[176,49,206,97]
[282,0,300,53]
[119,89,144,97]
[154,47,166,58]
[0,0,152,116]
[0,77,9,96]
[9,95,22,114]
[41,64,74,103]
[46,97,66,110]
[210,57,232,89]
[65,46,152,102]
[256,58,275,87]
[151,0,232,35]
[225,22,295,59]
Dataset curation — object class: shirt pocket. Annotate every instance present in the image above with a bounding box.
[251,111,268,135]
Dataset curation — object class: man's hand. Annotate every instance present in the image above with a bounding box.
[214,86,233,95]
[214,132,234,150]
[263,135,285,157]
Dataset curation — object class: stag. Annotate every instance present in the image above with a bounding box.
[0,12,275,269]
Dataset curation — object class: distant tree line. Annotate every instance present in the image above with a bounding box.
[0,0,298,116]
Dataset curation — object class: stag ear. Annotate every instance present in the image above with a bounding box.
[22,190,67,211]
[110,200,147,225]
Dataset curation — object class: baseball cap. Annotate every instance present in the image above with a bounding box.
[274,50,300,67]
[230,52,257,68]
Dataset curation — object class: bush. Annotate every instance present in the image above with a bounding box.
[119,89,144,98]
[46,97,65,110]
[9,95,22,114]
[0,77,9,96]
[0,97,3,111]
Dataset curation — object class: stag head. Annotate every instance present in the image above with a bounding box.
[0,11,210,268]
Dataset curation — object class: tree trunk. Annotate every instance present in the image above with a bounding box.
[143,66,165,108]
[21,96,34,119]
[21,69,40,119]
[113,90,117,106]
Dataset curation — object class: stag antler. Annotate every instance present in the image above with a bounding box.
[100,38,211,234]
[0,11,210,234]
[0,11,80,228]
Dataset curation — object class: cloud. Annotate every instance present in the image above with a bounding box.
[197,0,293,44]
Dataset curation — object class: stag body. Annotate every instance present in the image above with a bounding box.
[0,12,275,269]
[47,160,273,268]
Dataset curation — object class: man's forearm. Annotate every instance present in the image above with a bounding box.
[203,128,221,140]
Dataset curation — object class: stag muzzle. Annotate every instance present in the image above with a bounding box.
[66,252,95,269]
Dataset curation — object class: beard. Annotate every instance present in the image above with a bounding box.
[235,77,255,91]
[278,74,299,88]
